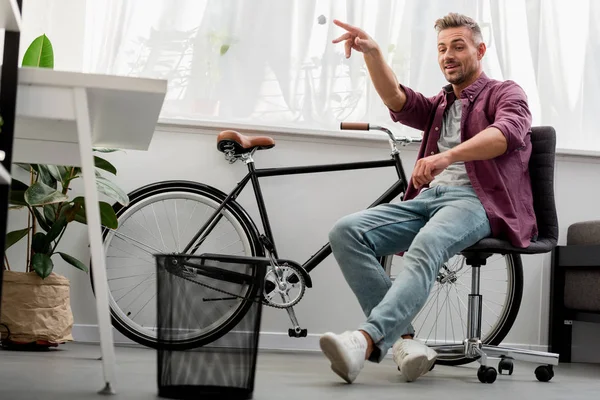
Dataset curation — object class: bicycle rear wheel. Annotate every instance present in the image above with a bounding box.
[93,181,263,350]
[380,252,523,366]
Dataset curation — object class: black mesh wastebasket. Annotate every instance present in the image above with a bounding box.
[156,253,266,400]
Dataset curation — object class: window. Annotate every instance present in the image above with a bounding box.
[18,0,600,153]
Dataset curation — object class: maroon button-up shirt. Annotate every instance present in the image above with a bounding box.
[389,72,537,248]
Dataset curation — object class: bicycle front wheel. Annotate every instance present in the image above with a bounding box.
[93,181,263,350]
[380,253,523,366]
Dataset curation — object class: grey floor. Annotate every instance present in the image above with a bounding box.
[1,343,599,399]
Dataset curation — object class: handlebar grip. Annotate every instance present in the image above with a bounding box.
[340,122,370,131]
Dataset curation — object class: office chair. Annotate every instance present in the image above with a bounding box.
[432,126,560,383]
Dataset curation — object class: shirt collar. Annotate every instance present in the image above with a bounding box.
[442,71,490,102]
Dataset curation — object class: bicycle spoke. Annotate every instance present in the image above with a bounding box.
[414,284,444,335]
[115,274,155,303]
[109,272,156,281]
[119,273,156,310]
[111,278,156,293]
[174,200,181,252]
[111,230,164,255]
[164,200,180,253]
[151,203,168,251]
[107,243,154,264]
[180,200,200,244]
[128,211,166,250]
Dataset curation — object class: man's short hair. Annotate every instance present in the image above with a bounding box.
[434,12,483,45]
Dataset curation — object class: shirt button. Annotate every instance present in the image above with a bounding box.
[431,151,435,155]
[435,127,439,131]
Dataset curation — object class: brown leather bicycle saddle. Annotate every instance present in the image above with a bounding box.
[216,130,275,154]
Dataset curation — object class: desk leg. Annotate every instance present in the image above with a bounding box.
[73,88,117,395]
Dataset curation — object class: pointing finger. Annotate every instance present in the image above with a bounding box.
[332,32,353,44]
[333,19,360,34]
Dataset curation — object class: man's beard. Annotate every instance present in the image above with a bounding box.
[446,69,465,84]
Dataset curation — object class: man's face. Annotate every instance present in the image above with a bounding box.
[437,27,483,86]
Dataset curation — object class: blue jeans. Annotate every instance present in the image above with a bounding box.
[328,185,491,362]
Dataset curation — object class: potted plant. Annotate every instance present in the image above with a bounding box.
[0,34,128,349]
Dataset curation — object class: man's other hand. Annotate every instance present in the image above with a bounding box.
[411,152,453,189]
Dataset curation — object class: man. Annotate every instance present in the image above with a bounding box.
[320,13,536,384]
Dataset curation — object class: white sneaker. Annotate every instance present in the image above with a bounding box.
[392,338,437,382]
[319,331,368,383]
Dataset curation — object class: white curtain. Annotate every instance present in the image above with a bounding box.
[80,0,600,152]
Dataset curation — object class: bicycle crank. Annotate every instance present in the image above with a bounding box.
[263,262,306,309]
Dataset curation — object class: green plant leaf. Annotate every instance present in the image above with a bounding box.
[60,203,80,223]
[94,156,117,175]
[93,148,119,153]
[63,167,81,186]
[43,203,58,225]
[99,202,118,229]
[33,206,51,232]
[73,198,119,229]
[46,216,66,243]
[95,175,129,206]
[32,253,53,279]
[44,165,65,183]
[58,166,72,185]
[9,179,29,206]
[32,232,50,254]
[5,228,30,250]
[220,44,230,55]
[34,165,58,189]
[57,252,88,273]
[16,163,32,172]
[22,34,54,68]
[24,182,69,206]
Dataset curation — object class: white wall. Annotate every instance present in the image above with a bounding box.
[7,125,600,356]
[5,0,600,359]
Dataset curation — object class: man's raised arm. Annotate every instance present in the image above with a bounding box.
[332,19,406,112]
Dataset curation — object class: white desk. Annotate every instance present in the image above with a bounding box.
[0,0,20,32]
[12,67,167,394]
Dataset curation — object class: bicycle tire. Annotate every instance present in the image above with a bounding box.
[90,180,264,350]
[380,253,523,366]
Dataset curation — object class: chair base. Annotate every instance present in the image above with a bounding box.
[431,341,559,366]
[428,257,560,383]
[429,340,558,383]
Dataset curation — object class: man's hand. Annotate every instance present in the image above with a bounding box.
[332,19,379,58]
[411,152,453,189]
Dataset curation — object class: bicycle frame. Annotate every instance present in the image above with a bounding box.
[182,149,410,275]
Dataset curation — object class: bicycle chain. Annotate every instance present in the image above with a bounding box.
[169,262,305,309]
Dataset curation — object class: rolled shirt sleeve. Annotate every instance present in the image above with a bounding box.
[389,84,437,132]
[488,81,533,154]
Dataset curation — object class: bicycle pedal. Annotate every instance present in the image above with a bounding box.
[288,328,308,338]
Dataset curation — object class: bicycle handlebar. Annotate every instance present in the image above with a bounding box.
[340,122,422,144]
[340,122,370,131]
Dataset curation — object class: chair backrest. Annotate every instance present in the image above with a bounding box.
[529,126,558,244]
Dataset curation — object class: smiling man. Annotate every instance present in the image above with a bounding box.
[320,13,535,384]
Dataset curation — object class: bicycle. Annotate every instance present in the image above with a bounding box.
[95,122,523,366]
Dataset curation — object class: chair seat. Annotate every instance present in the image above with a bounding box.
[462,237,556,255]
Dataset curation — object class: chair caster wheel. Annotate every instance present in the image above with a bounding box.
[498,358,514,375]
[477,366,497,383]
[535,365,554,382]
